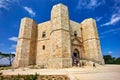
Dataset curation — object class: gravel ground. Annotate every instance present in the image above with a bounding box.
[1,65,120,80]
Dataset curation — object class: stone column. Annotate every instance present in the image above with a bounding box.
[48,3,72,68]
[81,18,104,64]
[12,18,37,67]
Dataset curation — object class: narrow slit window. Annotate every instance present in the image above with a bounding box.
[42,32,46,38]
[81,28,82,32]
[74,31,77,37]
[43,45,45,50]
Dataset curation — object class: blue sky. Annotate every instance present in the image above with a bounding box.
[0,0,120,59]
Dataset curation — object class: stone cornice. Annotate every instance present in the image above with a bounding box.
[50,28,70,35]
[18,37,31,40]
[83,38,99,42]
[37,38,50,42]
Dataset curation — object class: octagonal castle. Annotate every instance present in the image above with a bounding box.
[13,3,104,68]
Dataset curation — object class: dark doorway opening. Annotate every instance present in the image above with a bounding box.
[73,53,78,58]
[72,49,80,66]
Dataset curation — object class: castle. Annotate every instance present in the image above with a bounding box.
[13,3,104,68]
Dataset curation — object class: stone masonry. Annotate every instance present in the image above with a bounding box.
[13,3,104,68]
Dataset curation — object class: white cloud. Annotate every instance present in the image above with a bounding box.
[77,0,105,10]
[101,1,120,27]
[0,0,18,10]
[10,44,16,50]
[96,17,103,22]
[100,28,120,35]
[108,51,112,54]
[0,0,8,9]
[23,6,36,17]
[103,51,113,55]
[101,14,120,26]
[8,37,18,42]
[11,52,16,54]
[99,28,120,39]
[88,0,97,7]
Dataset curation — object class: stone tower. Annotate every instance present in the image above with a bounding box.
[48,4,72,68]
[81,19,104,64]
[13,18,37,67]
[13,3,104,68]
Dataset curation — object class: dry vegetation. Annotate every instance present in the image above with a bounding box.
[0,67,70,80]
[0,74,69,80]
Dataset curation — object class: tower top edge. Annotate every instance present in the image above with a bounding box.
[52,3,67,8]
[21,17,37,24]
[81,18,96,24]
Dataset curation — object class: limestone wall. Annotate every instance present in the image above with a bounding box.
[81,18,103,64]
[36,21,51,66]
[70,20,82,38]
[13,18,37,67]
[48,3,72,68]
[51,4,69,31]
[70,20,83,59]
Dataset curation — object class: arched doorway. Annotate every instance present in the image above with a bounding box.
[72,49,80,66]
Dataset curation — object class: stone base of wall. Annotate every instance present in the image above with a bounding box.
[35,61,48,69]
[48,58,72,69]
[12,59,29,68]
[12,61,18,68]
[101,59,105,65]
[79,59,104,66]
[79,60,87,66]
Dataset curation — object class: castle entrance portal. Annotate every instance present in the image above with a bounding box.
[72,49,80,66]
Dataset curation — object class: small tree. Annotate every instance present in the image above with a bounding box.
[103,55,120,64]
[6,53,15,66]
[103,55,112,64]
[116,57,120,64]
[0,52,4,60]
[0,52,15,66]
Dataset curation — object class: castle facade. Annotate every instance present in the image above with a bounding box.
[13,3,104,68]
